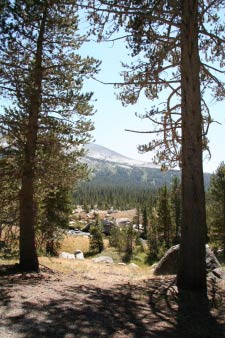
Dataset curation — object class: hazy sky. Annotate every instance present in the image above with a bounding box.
[80,36,225,174]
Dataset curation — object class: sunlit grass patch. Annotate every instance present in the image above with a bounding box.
[93,246,122,263]
[39,255,153,281]
[39,256,85,273]
[60,234,109,255]
[60,234,90,253]
[0,253,153,282]
[0,257,18,265]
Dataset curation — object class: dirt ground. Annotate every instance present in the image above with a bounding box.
[0,262,225,338]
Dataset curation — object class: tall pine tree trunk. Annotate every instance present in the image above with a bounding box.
[19,143,39,271]
[177,0,207,291]
[19,7,47,272]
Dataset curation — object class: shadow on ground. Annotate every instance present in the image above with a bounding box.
[0,266,224,338]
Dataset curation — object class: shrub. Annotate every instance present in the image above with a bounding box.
[89,226,104,253]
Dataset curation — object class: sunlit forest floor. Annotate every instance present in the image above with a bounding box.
[0,258,225,338]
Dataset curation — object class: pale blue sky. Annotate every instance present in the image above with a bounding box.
[0,22,224,174]
[80,37,225,174]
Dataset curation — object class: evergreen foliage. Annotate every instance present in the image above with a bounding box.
[0,0,99,271]
[170,176,181,244]
[147,207,159,259]
[74,184,156,210]
[109,225,121,249]
[141,206,148,239]
[156,185,172,248]
[86,158,183,188]
[89,226,104,253]
[37,187,73,256]
[109,224,137,262]
[207,162,225,251]
[147,180,181,259]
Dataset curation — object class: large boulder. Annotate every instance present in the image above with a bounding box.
[153,244,223,279]
[59,252,75,260]
[129,263,138,268]
[205,246,221,271]
[92,256,114,264]
[153,245,179,275]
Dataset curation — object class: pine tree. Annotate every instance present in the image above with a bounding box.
[124,223,135,261]
[148,207,159,259]
[133,204,140,231]
[35,130,90,255]
[89,226,104,253]
[0,1,99,271]
[157,185,172,248]
[141,205,148,239]
[207,162,225,251]
[170,177,181,244]
[82,0,225,291]
[0,137,20,245]
[38,187,72,256]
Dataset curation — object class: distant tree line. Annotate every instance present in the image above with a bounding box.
[78,168,225,262]
[73,185,157,210]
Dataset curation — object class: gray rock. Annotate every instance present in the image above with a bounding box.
[153,244,222,278]
[129,263,138,268]
[74,250,84,260]
[59,252,75,260]
[92,256,114,264]
[209,267,225,281]
[154,245,179,275]
[205,245,221,271]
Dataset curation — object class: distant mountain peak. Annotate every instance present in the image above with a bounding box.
[85,143,158,169]
[82,143,210,189]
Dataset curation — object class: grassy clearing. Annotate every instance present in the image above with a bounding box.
[0,254,153,281]
[60,234,90,253]
[38,256,153,281]
[0,256,18,265]
[0,235,154,281]
[0,233,153,269]
[93,247,122,262]
[39,256,87,274]
[59,234,109,254]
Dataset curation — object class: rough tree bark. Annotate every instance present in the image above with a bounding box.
[19,7,47,272]
[177,0,207,291]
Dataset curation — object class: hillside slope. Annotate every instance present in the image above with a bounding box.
[84,143,210,189]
